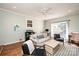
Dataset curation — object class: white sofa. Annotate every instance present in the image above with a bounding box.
[30,33,50,46]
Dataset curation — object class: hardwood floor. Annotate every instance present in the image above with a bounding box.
[0,42,23,56]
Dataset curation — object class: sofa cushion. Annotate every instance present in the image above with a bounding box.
[37,35,44,39]
[31,34,38,39]
[43,33,47,37]
[38,37,49,43]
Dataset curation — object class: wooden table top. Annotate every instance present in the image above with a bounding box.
[45,39,59,48]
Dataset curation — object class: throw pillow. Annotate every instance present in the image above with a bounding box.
[37,35,44,39]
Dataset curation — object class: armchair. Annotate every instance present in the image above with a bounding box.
[22,40,46,56]
[54,34,64,44]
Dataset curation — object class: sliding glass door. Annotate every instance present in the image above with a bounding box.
[51,21,68,42]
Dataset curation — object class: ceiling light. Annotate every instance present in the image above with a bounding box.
[40,7,52,15]
[13,6,16,8]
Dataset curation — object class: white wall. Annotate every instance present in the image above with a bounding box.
[32,19,44,33]
[0,9,44,45]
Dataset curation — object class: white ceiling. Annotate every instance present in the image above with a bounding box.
[0,3,79,20]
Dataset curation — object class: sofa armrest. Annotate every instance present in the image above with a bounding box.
[30,37,39,44]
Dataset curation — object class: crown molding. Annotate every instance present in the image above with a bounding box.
[0,8,35,19]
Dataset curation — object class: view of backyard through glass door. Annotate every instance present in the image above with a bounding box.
[51,22,68,42]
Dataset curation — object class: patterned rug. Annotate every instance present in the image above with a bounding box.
[53,43,79,56]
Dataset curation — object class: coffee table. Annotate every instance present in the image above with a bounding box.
[33,39,50,49]
[45,39,60,55]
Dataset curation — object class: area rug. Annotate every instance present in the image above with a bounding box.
[53,44,79,56]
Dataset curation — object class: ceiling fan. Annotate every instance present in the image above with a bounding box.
[40,7,53,15]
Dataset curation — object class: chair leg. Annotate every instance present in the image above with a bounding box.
[63,40,64,45]
[63,42,64,45]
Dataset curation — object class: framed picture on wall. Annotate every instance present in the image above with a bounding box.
[27,20,32,27]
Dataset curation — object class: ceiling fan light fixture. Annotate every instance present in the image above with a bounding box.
[40,7,52,15]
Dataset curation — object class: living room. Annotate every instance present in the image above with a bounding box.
[0,3,79,56]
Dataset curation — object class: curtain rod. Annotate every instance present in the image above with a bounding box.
[52,19,70,23]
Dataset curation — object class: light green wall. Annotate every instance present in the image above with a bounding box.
[44,14,79,33]
[69,15,79,32]
[0,10,26,45]
[0,9,44,45]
